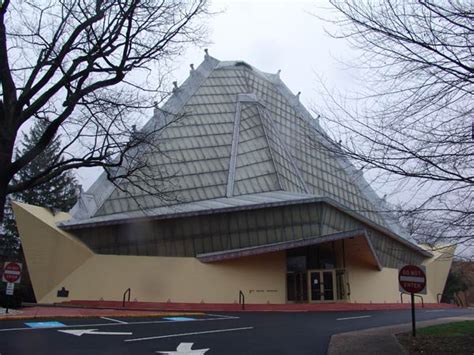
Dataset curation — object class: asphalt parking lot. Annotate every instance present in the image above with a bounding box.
[0,308,472,354]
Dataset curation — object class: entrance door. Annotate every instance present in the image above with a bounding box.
[309,270,335,302]
[286,272,308,302]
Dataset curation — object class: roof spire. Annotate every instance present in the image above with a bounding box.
[190,63,195,72]
[204,48,209,57]
[296,91,301,100]
[276,69,281,77]
[172,81,178,92]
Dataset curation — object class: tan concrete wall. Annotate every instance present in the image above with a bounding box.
[347,265,401,303]
[346,242,454,304]
[41,253,286,304]
[422,245,455,303]
[12,202,93,301]
[340,235,399,303]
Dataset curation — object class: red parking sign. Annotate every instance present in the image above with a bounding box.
[2,262,22,284]
[399,265,426,294]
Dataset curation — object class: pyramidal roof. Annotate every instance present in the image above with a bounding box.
[66,54,404,237]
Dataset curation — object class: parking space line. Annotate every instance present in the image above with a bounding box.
[204,314,239,319]
[425,310,446,313]
[100,316,128,324]
[336,315,372,321]
[0,315,239,333]
[125,326,254,342]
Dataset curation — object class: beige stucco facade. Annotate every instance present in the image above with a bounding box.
[13,202,453,305]
[40,253,286,304]
[343,237,453,304]
[14,202,286,304]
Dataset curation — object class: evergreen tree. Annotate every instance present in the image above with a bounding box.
[1,119,80,253]
[0,197,21,255]
[15,120,79,209]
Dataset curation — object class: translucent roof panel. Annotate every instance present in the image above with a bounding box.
[232,103,280,195]
[72,55,403,236]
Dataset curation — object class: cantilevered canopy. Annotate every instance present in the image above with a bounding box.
[197,229,382,270]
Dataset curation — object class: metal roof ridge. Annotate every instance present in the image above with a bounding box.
[257,104,309,194]
[255,104,284,191]
[226,100,242,197]
[273,75,322,131]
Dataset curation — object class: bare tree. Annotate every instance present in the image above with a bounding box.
[314,1,473,252]
[0,0,208,223]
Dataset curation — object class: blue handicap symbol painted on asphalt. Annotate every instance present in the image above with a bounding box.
[25,321,66,328]
[163,317,195,321]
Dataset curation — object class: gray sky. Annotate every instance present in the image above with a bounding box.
[78,0,358,189]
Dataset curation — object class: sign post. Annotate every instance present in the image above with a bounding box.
[2,261,23,314]
[411,292,416,336]
[399,265,427,337]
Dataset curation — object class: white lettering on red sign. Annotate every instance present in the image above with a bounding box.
[2,262,22,284]
[399,265,426,294]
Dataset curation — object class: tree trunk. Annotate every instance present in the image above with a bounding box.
[0,125,14,226]
[0,177,7,226]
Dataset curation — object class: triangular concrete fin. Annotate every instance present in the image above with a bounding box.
[12,202,93,301]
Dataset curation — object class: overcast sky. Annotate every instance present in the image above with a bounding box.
[175,0,356,100]
[78,0,358,188]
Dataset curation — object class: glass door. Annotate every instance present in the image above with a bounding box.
[309,270,335,302]
[286,272,308,302]
[322,271,334,301]
[310,271,322,301]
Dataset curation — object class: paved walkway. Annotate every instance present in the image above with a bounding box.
[0,307,22,316]
[327,315,474,355]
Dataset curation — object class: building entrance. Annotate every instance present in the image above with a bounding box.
[286,242,349,303]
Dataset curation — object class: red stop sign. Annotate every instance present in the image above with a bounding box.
[399,265,426,293]
[2,262,22,283]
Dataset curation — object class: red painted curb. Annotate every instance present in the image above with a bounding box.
[52,300,458,313]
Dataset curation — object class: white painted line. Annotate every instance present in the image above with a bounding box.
[399,276,425,283]
[0,315,239,333]
[100,316,128,324]
[336,315,372,321]
[425,310,446,313]
[58,329,132,336]
[125,326,254,343]
[204,313,239,319]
